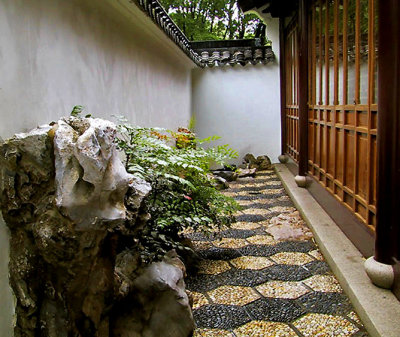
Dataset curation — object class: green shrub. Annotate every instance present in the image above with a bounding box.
[116,123,241,263]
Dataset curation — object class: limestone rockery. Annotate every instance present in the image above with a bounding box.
[0,117,194,337]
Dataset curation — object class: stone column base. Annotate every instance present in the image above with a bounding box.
[278,155,289,163]
[364,256,394,289]
[294,175,308,188]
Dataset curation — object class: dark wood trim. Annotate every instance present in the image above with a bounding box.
[297,0,309,176]
[393,260,400,300]
[375,0,400,264]
[279,17,287,155]
[284,160,374,258]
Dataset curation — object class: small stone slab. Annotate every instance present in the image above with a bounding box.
[237,168,257,178]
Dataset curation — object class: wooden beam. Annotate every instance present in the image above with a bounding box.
[375,0,400,264]
[298,0,309,177]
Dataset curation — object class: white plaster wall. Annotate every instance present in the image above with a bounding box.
[192,18,281,164]
[0,0,194,140]
[0,0,194,334]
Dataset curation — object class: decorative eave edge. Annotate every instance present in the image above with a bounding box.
[135,0,205,67]
[193,45,275,67]
[135,0,275,68]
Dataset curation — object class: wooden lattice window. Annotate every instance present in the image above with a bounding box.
[307,0,378,230]
[284,21,300,162]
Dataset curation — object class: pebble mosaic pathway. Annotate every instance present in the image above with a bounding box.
[185,170,369,337]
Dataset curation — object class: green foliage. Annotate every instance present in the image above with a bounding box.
[70,105,84,117]
[116,123,241,263]
[188,116,196,132]
[159,0,264,41]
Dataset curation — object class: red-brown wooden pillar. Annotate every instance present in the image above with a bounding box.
[365,0,400,289]
[278,17,288,164]
[295,0,309,187]
[375,1,400,264]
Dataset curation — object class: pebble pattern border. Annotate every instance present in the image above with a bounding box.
[186,170,369,337]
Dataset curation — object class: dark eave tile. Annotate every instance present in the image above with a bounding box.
[135,0,276,68]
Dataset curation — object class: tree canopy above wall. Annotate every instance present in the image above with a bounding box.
[159,0,264,41]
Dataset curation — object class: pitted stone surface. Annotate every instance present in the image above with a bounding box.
[187,169,369,336]
[54,118,135,227]
[0,118,194,337]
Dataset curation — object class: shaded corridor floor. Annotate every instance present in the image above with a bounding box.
[184,170,369,337]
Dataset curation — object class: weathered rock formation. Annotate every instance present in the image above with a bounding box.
[113,251,193,337]
[237,168,257,178]
[0,117,194,337]
[240,153,272,171]
[209,174,229,190]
